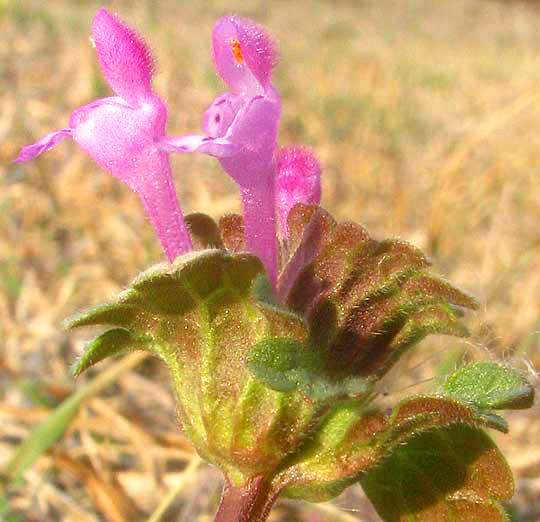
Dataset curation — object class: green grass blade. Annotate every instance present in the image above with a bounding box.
[1,352,147,486]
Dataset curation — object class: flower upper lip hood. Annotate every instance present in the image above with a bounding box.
[159,15,281,173]
[15,7,193,262]
[206,14,281,174]
[212,16,278,97]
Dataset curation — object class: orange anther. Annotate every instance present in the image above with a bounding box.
[229,38,244,64]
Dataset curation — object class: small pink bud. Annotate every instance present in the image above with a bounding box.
[276,146,322,238]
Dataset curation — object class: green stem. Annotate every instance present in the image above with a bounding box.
[213,476,279,522]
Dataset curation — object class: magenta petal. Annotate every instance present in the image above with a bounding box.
[14,129,72,163]
[72,96,167,188]
[158,135,240,157]
[225,95,279,153]
[202,92,245,138]
[69,96,128,128]
[240,178,278,289]
[134,156,193,261]
[209,94,280,287]
[276,146,322,237]
[71,96,192,259]
[212,16,278,95]
[73,100,192,258]
[235,18,278,89]
[92,8,155,105]
[217,95,280,186]
[15,8,193,263]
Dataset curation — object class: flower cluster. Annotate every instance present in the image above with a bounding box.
[16,8,321,289]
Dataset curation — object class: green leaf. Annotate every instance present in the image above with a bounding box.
[64,250,265,375]
[433,348,466,387]
[278,395,508,503]
[443,362,535,410]
[63,302,139,329]
[360,424,513,522]
[248,337,373,402]
[247,338,306,392]
[65,249,319,484]
[71,328,146,377]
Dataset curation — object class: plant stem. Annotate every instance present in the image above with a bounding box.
[213,476,279,522]
[240,174,278,288]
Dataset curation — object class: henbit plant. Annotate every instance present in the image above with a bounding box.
[14,8,535,522]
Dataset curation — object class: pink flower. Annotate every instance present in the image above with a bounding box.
[160,16,281,286]
[15,8,193,262]
[276,146,321,238]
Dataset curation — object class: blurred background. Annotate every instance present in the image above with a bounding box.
[1,0,540,520]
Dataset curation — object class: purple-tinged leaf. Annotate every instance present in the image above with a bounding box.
[65,248,315,484]
[280,204,476,381]
[219,214,245,253]
[278,205,336,304]
[278,395,511,504]
[361,424,513,522]
[185,213,224,250]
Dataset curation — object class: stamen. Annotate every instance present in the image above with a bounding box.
[229,38,244,64]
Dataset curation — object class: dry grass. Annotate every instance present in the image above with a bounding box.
[1,0,540,520]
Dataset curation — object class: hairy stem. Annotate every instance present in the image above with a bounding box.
[240,174,278,289]
[213,476,279,522]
